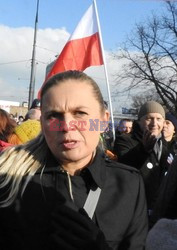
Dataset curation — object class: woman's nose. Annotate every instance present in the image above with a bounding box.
[60,114,76,132]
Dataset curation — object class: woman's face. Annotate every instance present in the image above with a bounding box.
[163,120,175,141]
[41,80,109,165]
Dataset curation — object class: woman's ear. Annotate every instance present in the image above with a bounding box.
[101,110,110,133]
[103,110,110,123]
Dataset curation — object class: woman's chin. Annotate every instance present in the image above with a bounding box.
[60,150,84,162]
[59,150,93,165]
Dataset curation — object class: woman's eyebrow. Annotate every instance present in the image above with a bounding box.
[44,106,89,114]
[44,110,62,115]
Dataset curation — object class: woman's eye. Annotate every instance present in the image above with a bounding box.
[46,113,61,120]
[47,114,55,119]
[74,111,88,116]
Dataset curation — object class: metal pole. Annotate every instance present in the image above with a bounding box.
[93,0,115,143]
[28,0,39,109]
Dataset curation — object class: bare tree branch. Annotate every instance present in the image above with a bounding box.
[113,1,177,114]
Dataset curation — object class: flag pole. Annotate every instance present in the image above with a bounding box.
[93,0,115,143]
[28,0,39,109]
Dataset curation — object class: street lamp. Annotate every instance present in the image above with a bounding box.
[28,0,39,109]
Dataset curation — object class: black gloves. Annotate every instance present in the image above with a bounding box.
[49,204,111,250]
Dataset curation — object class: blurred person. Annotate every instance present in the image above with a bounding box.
[163,113,177,164]
[101,101,114,151]
[0,71,148,250]
[99,101,115,157]
[9,113,15,120]
[14,119,41,144]
[0,109,21,151]
[113,101,170,217]
[17,115,24,125]
[9,113,18,126]
[30,98,40,110]
[163,113,177,142]
[24,108,41,121]
[0,110,40,151]
[116,119,133,135]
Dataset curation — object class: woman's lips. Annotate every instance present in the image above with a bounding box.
[61,140,80,149]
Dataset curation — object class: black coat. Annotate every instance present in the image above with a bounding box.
[150,155,177,227]
[0,151,148,250]
[113,121,170,210]
[165,137,177,158]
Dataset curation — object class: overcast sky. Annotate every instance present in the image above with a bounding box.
[0,0,166,112]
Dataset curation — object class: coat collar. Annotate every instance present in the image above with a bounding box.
[83,149,106,189]
[37,148,106,189]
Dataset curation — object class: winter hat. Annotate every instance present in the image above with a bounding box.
[30,98,40,109]
[166,113,177,132]
[14,119,41,143]
[138,101,165,120]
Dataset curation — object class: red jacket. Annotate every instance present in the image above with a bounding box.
[0,140,13,152]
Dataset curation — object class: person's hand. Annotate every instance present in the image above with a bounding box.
[49,204,111,250]
[142,130,157,153]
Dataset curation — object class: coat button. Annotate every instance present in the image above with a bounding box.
[147,162,153,169]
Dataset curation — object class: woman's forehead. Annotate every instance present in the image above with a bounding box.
[41,81,100,111]
[45,80,92,95]
[44,81,95,99]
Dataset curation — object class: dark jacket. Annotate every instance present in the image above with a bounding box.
[0,150,148,250]
[113,121,170,210]
[165,137,177,158]
[150,155,177,227]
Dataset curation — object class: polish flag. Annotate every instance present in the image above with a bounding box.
[38,3,103,98]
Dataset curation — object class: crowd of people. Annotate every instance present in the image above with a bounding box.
[0,100,41,152]
[112,101,177,249]
[0,70,176,249]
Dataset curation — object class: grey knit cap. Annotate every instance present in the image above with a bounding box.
[138,101,165,120]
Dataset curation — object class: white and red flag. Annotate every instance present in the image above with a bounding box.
[38,3,103,98]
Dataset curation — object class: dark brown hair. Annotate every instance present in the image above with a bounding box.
[0,109,16,142]
[41,70,105,113]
